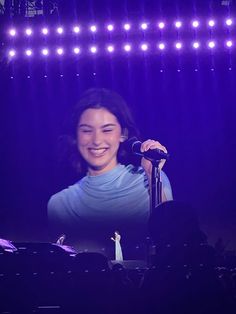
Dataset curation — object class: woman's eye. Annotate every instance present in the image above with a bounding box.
[103,129,113,133]
[81,129,92,133]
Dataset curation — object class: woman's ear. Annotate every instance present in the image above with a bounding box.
[120,128,128,142]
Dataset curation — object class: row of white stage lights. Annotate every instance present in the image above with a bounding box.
[7,40,234,57]
[7,18,235,37]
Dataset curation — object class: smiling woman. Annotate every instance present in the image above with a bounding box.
[47,88,173,258]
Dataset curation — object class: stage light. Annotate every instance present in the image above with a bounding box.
[158,43,165,50]
[124,44,131,52]
[192,20,199,28]
[107,24,114,31]
[175,42,182,49]
[8,49,16,57]
[208,19,215,27]
[41,27,49,35]
[73,26,80,33]
[41,48,49,56]
[175,21,182,28]
[90,46,97,53]
[25,49,32,56]
[73,47,80,54]
[226,40,233,47]
[140,43,148,51]
[57,27,64,34]
[208,41,215,48]
[90,25,97,32]
[140,22,148,30]
[107,45,114,52]
[25,28,33,36]
[56,48,64,55]
[225,18,233,26]
[193,41,200,49]
[158,22,165,29]
[9,29,16,36]
[123,23,131,31]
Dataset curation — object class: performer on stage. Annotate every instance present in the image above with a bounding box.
[56,234,66,245]
[111,231,123,261]
[48,88,173,251]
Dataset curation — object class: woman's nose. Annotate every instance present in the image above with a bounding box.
[92,130,103,145]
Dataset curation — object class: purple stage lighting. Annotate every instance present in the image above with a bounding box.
[73,47,80,54]
[57,48,64,55]
[175,21,182,28]
[9,29,16,36]
[123,23,131,31]
[158,22,165,29]
[73,26,80,33]
[140,43,148,51]
[25,28,33,36]
[193,41,200,49]
[90,25,97,32]
[124,44,131,52]
[107,24,114,31]
[192,20,200,28]
[41,27,49,35]
[208,41,215,48]
[25,49,32,56]
[226,18,233,26]
[158,43,165,50]
[8,49,16,57]
[175,42,182,49]
[90,46,97,53]
[107,45,114,52]
[140,22,148,30]
[226,40,233,47]
[208,19,215,27]
[57,27,64,34]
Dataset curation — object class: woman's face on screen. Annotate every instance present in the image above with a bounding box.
[77,107,124,176]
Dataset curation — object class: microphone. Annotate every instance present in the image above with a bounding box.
[126,137,170,160]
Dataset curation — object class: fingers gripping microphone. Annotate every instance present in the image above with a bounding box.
[126,137,170,161]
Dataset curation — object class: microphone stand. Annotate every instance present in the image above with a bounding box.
[150,159,162,214]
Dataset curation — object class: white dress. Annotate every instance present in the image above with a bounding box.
[115,234,123,261]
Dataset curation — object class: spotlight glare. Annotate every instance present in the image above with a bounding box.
[9,49,16,57]
[90,46,97,53]
[124,23,131,31]
[208,19,215,27]
[57,48,64,55]
[124,44,131,52]
[158,43,165,50]
[158,22,165,29]
[90,25,97,32]
[193,41,200,49]
[73,26,80,33]
[226,18,233,26]
[25,49,32,56]
[107,24,114,31]
[208,41,215,48]
[107,45,114,52]
[226,40,233,47]
[57,27,64,34]
[175,42,182,49]
[192,20,199,28]
[73,47,80,54]
[41,48,49,56]
[175,21,182,28]
[140,22,148,30]
[25,28,33,36]
[140,43,148,51]
[41,27,49,35]
[9,29,16,36]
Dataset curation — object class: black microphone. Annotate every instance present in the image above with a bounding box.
[126,137,170,160]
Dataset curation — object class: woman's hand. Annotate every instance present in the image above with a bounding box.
[140,139,168,178]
